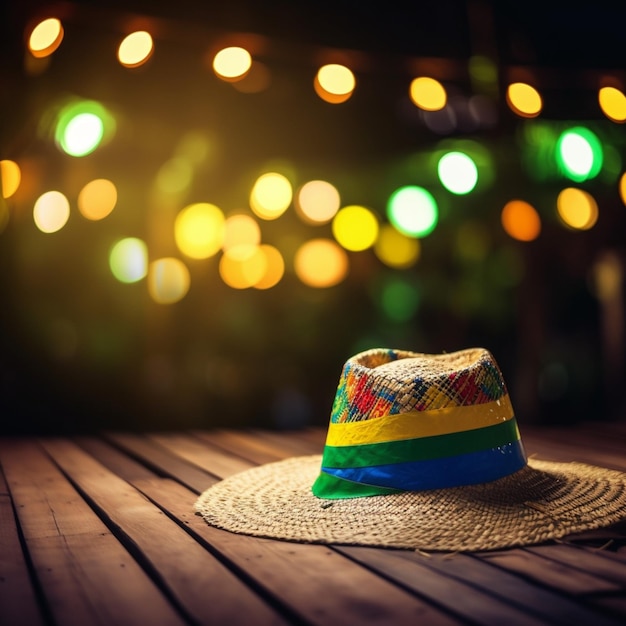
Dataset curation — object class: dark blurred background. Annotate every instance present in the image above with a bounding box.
[1,0,625,434]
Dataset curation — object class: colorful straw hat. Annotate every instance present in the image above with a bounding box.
[195,347,626,551]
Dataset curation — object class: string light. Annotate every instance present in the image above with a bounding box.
[28,18,64,58]
[118,31,154,68]
[506,82,542,118]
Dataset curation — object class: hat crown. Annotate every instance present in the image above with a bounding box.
[331,347,507,424]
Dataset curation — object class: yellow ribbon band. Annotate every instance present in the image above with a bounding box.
[326,394,515,447]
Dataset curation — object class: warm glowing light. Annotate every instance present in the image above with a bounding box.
[294,238,348,287]
[437,152,478,194]
[118,31,154,68]
[55,101,114,157]
[78,179,117,220]
[155,157,194,195]
[223,214,261,258]
[148,258,190,304]
[506,83,542,118]
[28,18,64,58]
[374,224,421,269]
[109,238,148,283]
[254,245,284,289]
[409,77,447,111]
[250,172,292,220]
[620,172,626,206]
[296,180,340,224]
[213,47,252,81]
[332,205,378,251]
[387,186,438,237]
[314,64,356,103]
[556,127,603,182]
[1,160,21,198]
[501,200,541,241]
[175,202,225,259]
[598,87,626,123]
[556,188,599,230]
[33,191,70,233]
[219,246,267,289]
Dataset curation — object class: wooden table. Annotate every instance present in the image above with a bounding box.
[1,425,625,625]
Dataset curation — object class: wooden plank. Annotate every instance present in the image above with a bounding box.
[148,432,255,478]
[192,430,286,465]
[105,431,216,493]
[0,465,47,626]
[0,439,186,626]
[84,435,461,626]
[40,438,287,626]
[338,546,615,625]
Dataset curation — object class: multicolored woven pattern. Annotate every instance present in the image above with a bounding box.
[313,348,527,499]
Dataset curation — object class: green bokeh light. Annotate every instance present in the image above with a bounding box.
[556,127,603,182]
[55,100,115,157]
[380,277,420,322]
[437,151,478,194]
[109,238,148,283]
[387,186,438,238]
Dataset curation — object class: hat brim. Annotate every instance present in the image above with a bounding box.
[194,455,626,552]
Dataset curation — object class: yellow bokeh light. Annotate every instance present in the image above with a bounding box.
[501,200,542,241]
[294,238,348,288]
[506,82,542,118]
[250,172,292,220]
[620,172,626,206]
[254,245,284,289]
[219,245,267,289]
[212,47,252,81]
[28,18,64,58]
[332,205,379,251]
[296,180,340,224]
[223,214,261,258]
[556,188,599,230]
[175,202,225,259]
[598,86,626,123]
[1,160,21,199]
[409,77,447,111]
[118,31,154,68]
[33,190,70,233]
[148,258,190,304]
[374,224,421,269]
[314,64,355,103]
[77,178,117,220]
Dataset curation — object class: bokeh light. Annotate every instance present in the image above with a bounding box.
[213,47,252,81]
[379,277,420,322]
[148,258,190,304]
[118,31,154,68]
[109,237,148,283]
[556,127,603,182]
[54,101,114,157]
[437,152,478,194]
[374,224,421,269]
[387,186,438,237]
[556,187,599,230]
[223,214,261,258]
[598,86,626,123]
[501,200,541,241]
[332,205,378,251]
[175,202,225,259]
[620,172,626,206]
[77,179,117,220]
[254,245,284,289]
[0,160,21,198]
[294,238,348,287]
[219,246,267,289]
[155,157,194,195]
[314,64,356,103]
[28,18,64,58]
[33,191,70,233]
[295,180,340,224]
[506,82,542,118]
[250,172,292,220]
[409,77,447,111]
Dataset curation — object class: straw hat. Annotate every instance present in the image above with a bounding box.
[195,347,626,551]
